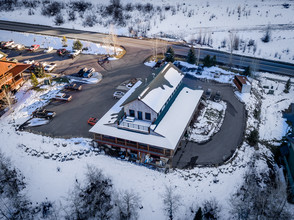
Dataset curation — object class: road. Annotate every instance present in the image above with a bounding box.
[1,20,294,76]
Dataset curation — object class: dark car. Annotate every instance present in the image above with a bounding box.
[77,67,87,77]
[205,88,212,100]
[83,68,95,78]
[57,48,68,56]
[196,64,204,75]
[32,108,56,119]
[153,60,164,69]
[64,83,82,91]
[214,91,221,102]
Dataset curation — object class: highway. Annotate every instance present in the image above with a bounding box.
[0,20,294,76]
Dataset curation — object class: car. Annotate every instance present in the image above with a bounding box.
[87,117,98,126]
[196,64,204,75]
[57,48,68,56]
[113,91,125,99]
[98,56,109,65]
[69,49,81,58]
[32,108,56,119]
[8,43,18,49]
[214,91,221,102]
[44,63,57,72]
[83,68,95,78]
[14,44,25,50]
[77,67,87,77]
[40,62,48,67]
[53,93,72,101]
[23,60,35,64]
[64,83,82,91]
[153,60,164,69]
[27,44,40,51]
[2,40,14,48]
[205,88,212,100]
[44,46,53,53]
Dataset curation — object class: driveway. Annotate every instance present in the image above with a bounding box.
[172,79,246,168]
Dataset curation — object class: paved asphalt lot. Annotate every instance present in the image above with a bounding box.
[6,44,246,168]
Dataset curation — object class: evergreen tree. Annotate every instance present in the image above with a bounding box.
[73,40,83,50]
[211,55,217,66]
[284,78,291,93]
[165,46,175,62]
[187,46,196,64]
[243,66,251,76]
[247,129,259,146]
[34,65,45,78]
[203,55,211,67]
[194,207,203,220]
[30,73,38,88]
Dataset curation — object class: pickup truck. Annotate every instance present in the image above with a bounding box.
[32,108,56,119]
[53,93,72,102]
[64,83,82,91]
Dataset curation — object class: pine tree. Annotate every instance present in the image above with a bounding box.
[165,46,175,62]
[284,78,291,93]
[247,129,259,146]
[34,65,45,78]
[211,55,217,66]
[194,207,203,220]
[30,73,38,88]
[73,40,83,50]
[203,55,211,67]
[243,66,251,76]
[187,46,196,64]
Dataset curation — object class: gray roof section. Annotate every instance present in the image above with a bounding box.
[120,62,183,108]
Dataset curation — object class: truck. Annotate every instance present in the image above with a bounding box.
[53,93,72,102]
[32,108,56,119]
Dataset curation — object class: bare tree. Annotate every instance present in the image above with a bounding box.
[202,198,221,220]
[114,190,141,220]
[162,185,181,220]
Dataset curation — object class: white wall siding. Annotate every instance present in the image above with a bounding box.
[124,99,157,122]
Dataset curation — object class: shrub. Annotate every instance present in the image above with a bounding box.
[41,1,63,17]
[30,73,38,87]
[83,14,97,27]
[243,66,251,76]
[261,25,271,43]
[54,13,64,26]
[73,40,83,50]
[284,78,291,93]
[69,1,92,12]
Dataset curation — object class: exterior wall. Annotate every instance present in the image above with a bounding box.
[124,99,157,122]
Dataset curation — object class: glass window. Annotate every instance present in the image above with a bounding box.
[145,112,151,120]
[129,109,135,117]
[138,111,142,120]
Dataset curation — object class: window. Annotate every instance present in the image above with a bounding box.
[129,109,135,117]
[138,111,143,120]
[145,112,151,120]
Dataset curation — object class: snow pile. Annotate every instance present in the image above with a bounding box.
[189,100,227,143]
[0,30,122,55]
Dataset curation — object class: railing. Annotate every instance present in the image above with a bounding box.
[120,121,149,132]
[0,72,13,86]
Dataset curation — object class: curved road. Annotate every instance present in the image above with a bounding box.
[0,20,294,76]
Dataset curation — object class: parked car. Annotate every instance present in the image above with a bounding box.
[214,91,221,102]
[23,60,35,64]
[83,68,95,78]
[2,40,14,48]
[27,44,40,51]
[69,49,81,58]
[196,64,204,75]
[205,88,212,100]
[14,44,25,50]
[32,108,56,119]
[53,93,72,101]
[40,62,48,67]
[87,117,98,126]
[44,46,53,53]
[153,60,164,69]
[64,83,82,91]
[57,48,68,56]
[77,67,87,77]
[44,63,57,72]
[113,91,125,99]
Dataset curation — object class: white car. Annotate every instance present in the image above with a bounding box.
[44,63,57,72]
[40,62,48,67]
[14,44,25,50]
[23,60,35,64]
[113,91,125,99]
[69,49,81,58]
[44,46,53,53]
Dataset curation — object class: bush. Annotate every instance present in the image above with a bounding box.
[261,26,271,43]
[41,1,63,17]
[203,55,216,67]
[83,14,97,27]
[73,40,83,50]
[243,66,251,76]
[284,78,291,93]
[247,129,259,146]
[69,1,92,12]
[68,10,76,21]
[202,199,220,220]
[30,73,38,87]
[54,13,64,26]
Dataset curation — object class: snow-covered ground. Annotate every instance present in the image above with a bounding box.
[189,100,227,143]
[1,60,294,218]
[0,0,293,63]
[0,30,122,55]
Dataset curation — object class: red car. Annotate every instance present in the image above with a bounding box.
[57,48,68,56]
[87,117,98,126]
[27,44,40,51]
